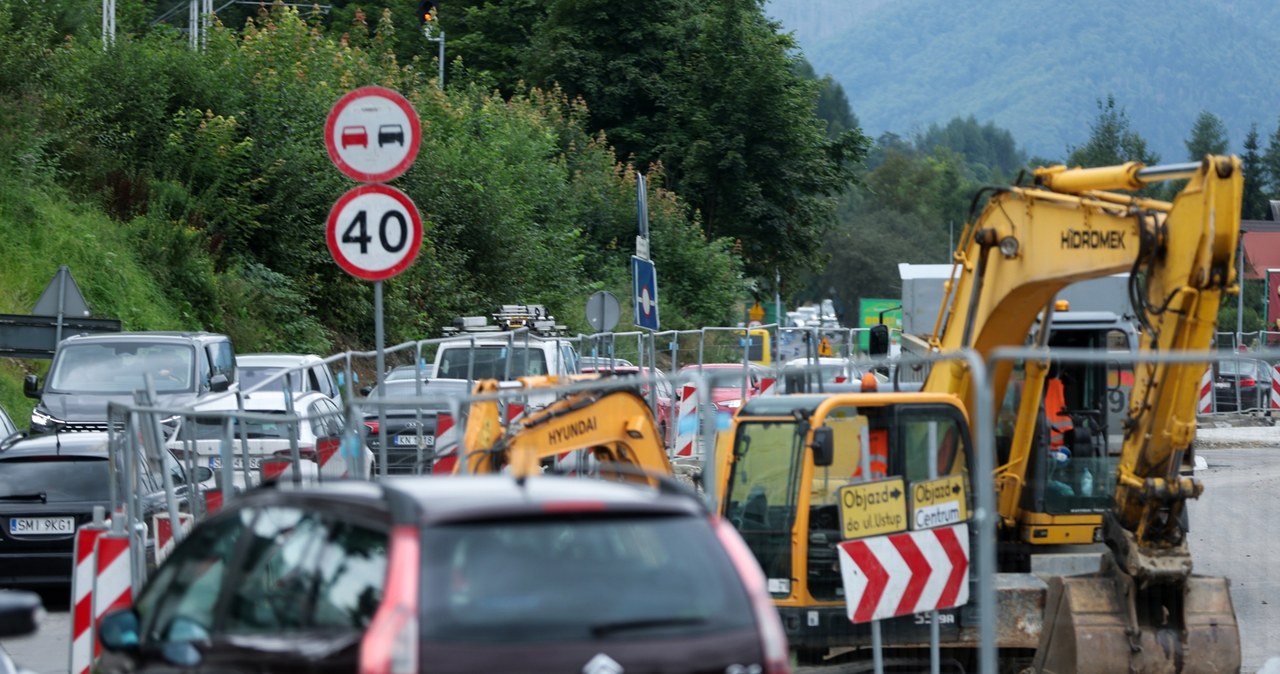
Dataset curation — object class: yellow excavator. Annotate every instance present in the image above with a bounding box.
[456,374,674,481]
[714,157,1242,672]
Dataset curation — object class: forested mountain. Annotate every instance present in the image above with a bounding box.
[766,0,1280,162]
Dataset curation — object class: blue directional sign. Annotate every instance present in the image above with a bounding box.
[632,255,659,330]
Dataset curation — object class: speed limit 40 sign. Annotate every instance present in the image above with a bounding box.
[326,184,422,281]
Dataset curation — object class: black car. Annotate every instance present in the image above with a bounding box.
[0,431,211,588]
[1213,357,1274,412]
[96,475,789,674]
[362,378,470,474]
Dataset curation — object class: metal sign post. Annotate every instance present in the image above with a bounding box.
[325,87,423,479]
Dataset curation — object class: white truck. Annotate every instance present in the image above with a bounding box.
[433,304,581,381]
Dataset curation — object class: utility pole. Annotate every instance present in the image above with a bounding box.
[1236,236,1245,350]
[774,268,782,331]
[189,0,198,50]
[420,1,444,89]
[101,0,115,48]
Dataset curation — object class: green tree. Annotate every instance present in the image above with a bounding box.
[1066,95,1159,168]
[1261,116,1280,200]
[794,58,859,139]
[1184,111,1229,161]
[915,116,1026,182]
[1241,123,1270,221]
[431,0,865,286]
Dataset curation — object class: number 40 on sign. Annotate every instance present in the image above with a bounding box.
[326,183,423,282]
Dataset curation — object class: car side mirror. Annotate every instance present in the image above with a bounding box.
[191,466,214,484]
[0,590,42,638]
[360,385,374,397]
[810,426,835,467]
[209,373,230,393]
[869,325,890,358]
[97,608,141,652]
[23,374,40,400]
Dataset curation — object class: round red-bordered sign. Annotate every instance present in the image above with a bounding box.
[326,184,423,281]
[325,86,421,183]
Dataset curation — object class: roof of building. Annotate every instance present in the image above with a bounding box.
[1242,230,1280,280]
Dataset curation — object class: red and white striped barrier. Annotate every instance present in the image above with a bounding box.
[756,377,778,397]
[69,520,110,674]
[204,490,225,515]
[315,437,344,478]
[1198,367,1215,415]
[91,528,133,655]
[151,512,195,567]
[673,383,699,457]
[431,413,460,474]
[1272,364,1280,410]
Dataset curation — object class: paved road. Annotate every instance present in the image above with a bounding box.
[2,588,71,674]
[1189,425,1280,674]
[5,423,1278,674]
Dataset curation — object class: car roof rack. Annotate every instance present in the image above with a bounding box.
[442,304,568,337]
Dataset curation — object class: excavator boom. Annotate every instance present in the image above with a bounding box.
[924,157,1242,672]
[458,375,673,480]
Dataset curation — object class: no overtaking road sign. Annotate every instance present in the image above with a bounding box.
[325,86,421,183]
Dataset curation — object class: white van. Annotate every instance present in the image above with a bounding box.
[433,337,581,381]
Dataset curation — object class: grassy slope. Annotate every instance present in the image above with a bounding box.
[0,176,192,423]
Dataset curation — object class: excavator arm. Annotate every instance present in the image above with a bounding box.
[457,375,673,480]
[924,157,1242,672]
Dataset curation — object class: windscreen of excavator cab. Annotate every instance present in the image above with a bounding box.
[725,399,971,602]
[806,405,970,601]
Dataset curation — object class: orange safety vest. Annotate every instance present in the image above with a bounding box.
[852,429,890,479]
[1045,378,1073,452]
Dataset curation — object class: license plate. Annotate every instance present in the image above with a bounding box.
[9,516,75,536]
[395,434,434,447]
[1214,382,1231,390]
[208,457,261,471]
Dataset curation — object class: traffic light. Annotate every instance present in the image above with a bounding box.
[417,0,437,24]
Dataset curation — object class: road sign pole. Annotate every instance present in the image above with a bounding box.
[54,266,67,347]
[375,280,388,479]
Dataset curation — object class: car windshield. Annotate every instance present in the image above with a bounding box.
[368,380,468,413]
[682,365,753,391]
[50,343,197,394]
[436,346,549,380]
[1218,359,1262,377]
[178,412,297,441]
[386,366,431,382]
[238,366,305,393]
[420,515,754,644]
[0,457,111,502]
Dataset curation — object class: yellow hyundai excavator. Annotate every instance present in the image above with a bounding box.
[456,374,674,481]
[714,156,1242,672]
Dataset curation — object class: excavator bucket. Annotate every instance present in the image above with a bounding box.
[1032,567,1240,673]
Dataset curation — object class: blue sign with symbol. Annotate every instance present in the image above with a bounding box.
[632,255,659,330]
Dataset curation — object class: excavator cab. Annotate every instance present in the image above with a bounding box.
[716,392,977,661]
[995,314,1136,549]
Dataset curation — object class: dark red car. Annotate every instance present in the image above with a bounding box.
[94,475,790,674]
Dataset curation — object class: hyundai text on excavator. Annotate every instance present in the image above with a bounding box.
[714,157,1243,672]
[455,374,674,481]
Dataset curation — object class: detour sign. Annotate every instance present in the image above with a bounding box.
[837,477,907,540]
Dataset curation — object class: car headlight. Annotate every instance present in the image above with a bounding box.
[31,409,53,429]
